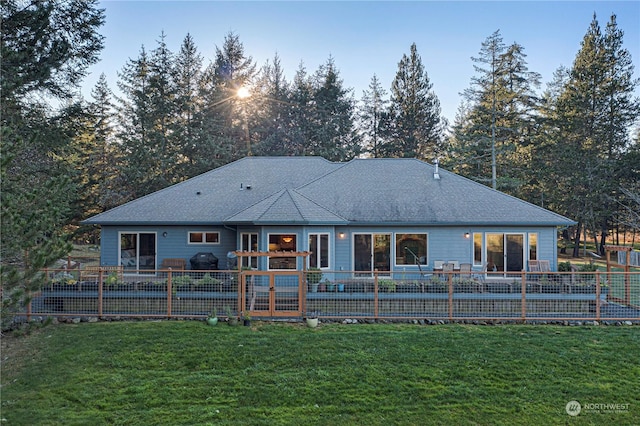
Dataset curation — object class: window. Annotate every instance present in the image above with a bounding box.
[268,234,297,269]
[188,231,219,244]
[395,234,427,265]
[528,233,538,260]
[241,233,258,269]
[309,234,329,269]
[473,233,483,266]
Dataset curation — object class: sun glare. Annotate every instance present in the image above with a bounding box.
[237,86,251,99]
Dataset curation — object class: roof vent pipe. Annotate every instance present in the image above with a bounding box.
[433,158,440,180]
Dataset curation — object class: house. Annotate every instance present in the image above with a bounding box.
[83,156,575,278]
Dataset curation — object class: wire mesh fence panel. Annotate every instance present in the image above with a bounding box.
[306,272,377,318]
[19,268,640,322]
[171,270,238,317]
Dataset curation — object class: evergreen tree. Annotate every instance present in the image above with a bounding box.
[539,14,639,255]
[381,43,444,160]
[251,54,294,156]
[0,0,104,328]
[358,74,388,157]
[173,34,205,178]
[307,57,361,161]
[288,63,315,156]
[196,32,256,170]
[451,31,541,194]
[116,46,155,199]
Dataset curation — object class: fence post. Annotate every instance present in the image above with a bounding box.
[595,270,601,321]
[167,268,172,318]
[521,270,527,323]
[448,272,453,321]
[98,268,103,318]
[373,271,379,319]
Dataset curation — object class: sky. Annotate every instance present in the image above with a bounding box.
[83,1,640,124]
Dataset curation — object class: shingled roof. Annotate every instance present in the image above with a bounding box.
[83,157,574,226]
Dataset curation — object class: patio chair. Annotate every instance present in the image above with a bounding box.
[471,263,487,284]
[442,263,455,277]
[459,263,472,277]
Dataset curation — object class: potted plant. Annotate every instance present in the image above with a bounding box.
[206,308,218,326]
[243,311,252,326]
[307,267,322,293]
[324,279,335,292]
[225,306,239,326]
[305,312,319,328]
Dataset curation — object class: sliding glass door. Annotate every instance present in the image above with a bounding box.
[486,233,524,277]
[120,232,156,274]
[354,233,390,276]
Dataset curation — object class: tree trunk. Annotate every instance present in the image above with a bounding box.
[572,222,582,258]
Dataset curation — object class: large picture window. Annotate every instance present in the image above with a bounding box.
[395,234,427,265]
[309,233,329,269]
[268,234,297,269]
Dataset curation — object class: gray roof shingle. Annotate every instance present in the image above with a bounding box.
[83,157,574,226]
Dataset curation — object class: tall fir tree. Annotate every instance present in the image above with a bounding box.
[307,57,361,161]
[172,34,205,178]
[197,32,256,169]
[251,54,294,156]
[0,0,104,328]
[539,14,639,255]
[381,43,444,160]
[358,74,388,158]
[449,31,541,194]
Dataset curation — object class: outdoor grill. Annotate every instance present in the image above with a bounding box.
[189,252,219,270]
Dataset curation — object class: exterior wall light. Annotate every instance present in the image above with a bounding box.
[464,232,470,239]
[338,232,346,239]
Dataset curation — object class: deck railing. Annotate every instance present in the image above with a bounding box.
[14,268,640,323]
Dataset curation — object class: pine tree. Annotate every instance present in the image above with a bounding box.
[381,43,444,160]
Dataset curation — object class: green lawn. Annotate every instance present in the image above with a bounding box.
[2,321,639,425]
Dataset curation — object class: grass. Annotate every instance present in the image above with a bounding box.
[1,321,639,425]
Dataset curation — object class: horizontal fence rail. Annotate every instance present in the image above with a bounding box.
[15,268,640,323]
